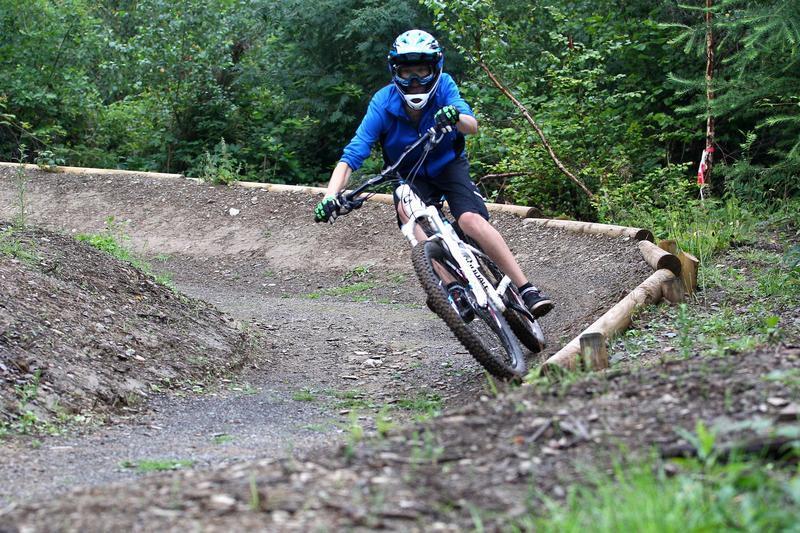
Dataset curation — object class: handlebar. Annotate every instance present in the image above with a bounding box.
[339,127,445,208]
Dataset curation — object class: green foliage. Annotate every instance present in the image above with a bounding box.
[608,194,758,266]
[595,163,695,230]
[519,458,800,532]
[1,0,796,217]
[198,138,241,185]
[34,149,64,171]
[667,0,800,201]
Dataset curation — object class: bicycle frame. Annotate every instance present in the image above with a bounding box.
[395,183,509,314]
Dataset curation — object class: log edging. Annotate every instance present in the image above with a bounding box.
[541,268,675,374]
[0,162,539,217]
[638,240,682,276]
[0,162,183,180]
[522,217,654,242]
[237,182,539,217]
[540,236,700,374]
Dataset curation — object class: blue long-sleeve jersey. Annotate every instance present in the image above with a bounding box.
[340,73,474,179]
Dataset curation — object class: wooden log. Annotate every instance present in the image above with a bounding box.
[678,251,700,296]
[658,239,678,255]
[661,276,686,304]
[579,332,608,370]
[0,160,544,218]
[541,269,675,373]
[523,218,654,242]
[237,182,536,216]
[638,240,682,276]
[0,162,183,180]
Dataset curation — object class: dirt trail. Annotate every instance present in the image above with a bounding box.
[0,169,650,509]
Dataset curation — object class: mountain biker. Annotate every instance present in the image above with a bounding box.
[314,29,554,319]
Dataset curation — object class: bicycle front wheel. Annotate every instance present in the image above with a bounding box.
[460,236,545,354]
[411,239,527,379]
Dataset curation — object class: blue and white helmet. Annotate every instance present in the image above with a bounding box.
[388,30,444,110]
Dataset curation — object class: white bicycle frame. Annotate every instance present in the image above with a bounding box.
[396,183,512,314]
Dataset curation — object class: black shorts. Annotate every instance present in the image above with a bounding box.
[392,155,489,223]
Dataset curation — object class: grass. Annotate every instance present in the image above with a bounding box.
[342,264,372,281]
[13,148,29,228]
[120,458,195,473]
[212,434,234,445]
[305,281,377,300]
[511,456,800,532]
[0,226,38,263]
[326,389,442,421]
[75,216,176,290]
[330,389,377,411]
[292,389,316,402]
[762,368,800,394]
[395,392,442,420]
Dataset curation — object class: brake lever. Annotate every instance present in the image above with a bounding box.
[336,193,364,213]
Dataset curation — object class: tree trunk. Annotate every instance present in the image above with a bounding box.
[703,0,715,187]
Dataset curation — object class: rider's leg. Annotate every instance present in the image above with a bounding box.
[457,212,527,287]
[435,155,554,318]
[458,212,554,318]
[395,199,429,244]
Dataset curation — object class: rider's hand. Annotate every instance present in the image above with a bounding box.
[434,105,460,133]
[314,195,342,223]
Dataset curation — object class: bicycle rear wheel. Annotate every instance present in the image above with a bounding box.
[411,239,527,379]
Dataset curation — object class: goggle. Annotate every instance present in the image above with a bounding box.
[393,65,436,87]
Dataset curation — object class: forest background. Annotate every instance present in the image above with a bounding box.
[0,0,798,229]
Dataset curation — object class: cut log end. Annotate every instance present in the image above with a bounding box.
[580,332,608,370]
[635,229,655,242]
[661,276,686,304]
[639,240,682,276]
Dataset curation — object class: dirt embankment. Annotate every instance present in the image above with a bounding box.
[1,222,254,428]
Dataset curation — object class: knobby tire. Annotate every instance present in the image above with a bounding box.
[470,248,545,354]
[411,239,527,379]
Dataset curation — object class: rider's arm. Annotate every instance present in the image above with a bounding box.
[339,92,386,173]
[456,113,478,135]
[439,73,478,135]
[325,161,353,196]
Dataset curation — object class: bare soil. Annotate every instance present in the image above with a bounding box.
[1,168,796,531]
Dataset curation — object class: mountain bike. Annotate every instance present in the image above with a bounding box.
[322,128,545,379]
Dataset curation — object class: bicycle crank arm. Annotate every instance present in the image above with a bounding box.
[507,300,536,322]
